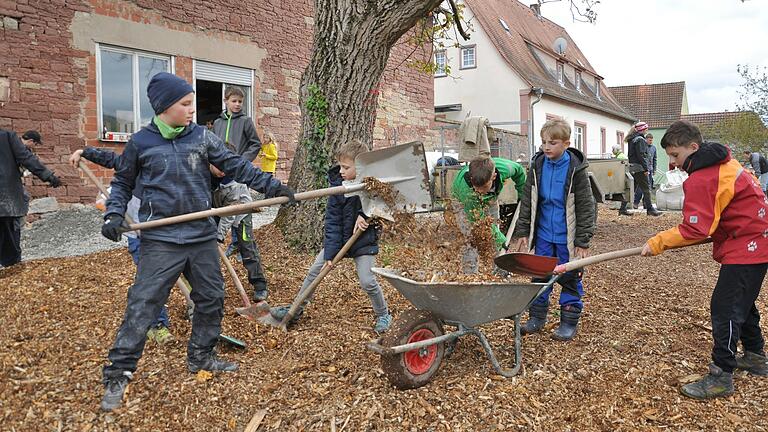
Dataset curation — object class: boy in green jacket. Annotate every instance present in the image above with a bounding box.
[451,155,526,272]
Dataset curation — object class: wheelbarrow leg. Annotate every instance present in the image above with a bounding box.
[466,316,524,378]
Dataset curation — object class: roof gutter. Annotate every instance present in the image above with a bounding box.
[529,87,544,159]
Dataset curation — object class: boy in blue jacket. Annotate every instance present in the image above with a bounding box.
[511,118,595,341]
[269,139,391,333]
[98,72,294,412]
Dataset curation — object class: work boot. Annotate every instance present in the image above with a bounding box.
[551,305,582,341]
[188,352,238,373]
[736,351,768,376]
[681,364,734,400]
[647,208,663,217]
[618,202,632,216]
[100,371,132,412]
[374,313,392,333]
[521,303,548,335]
[270,305,304,325]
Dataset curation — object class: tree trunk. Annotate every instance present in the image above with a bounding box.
[275,0,442,251]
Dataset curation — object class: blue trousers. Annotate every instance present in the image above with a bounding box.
[532,238,584,309]
[127,237,170,328]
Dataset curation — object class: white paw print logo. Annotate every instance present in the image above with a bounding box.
[748,241,758,252]
[760,208,766,219]
[764,229,768,238]
[764,196,768,205]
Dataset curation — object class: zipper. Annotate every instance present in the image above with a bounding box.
[148,201,154,221]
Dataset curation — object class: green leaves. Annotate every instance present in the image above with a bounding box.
[302,84,331,188]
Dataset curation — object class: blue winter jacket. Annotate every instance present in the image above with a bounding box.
[323,165,379,261]
[106,121,282,244]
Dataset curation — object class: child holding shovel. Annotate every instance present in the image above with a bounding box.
[97,72,294,412]
[450,155,526,273]
[269,139,392,333]
[511,118,595,341]
[642,120,768,400]
[69,147,175,345]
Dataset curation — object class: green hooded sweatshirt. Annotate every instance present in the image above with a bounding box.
[451,157,527,246]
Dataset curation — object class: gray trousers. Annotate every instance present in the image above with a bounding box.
[103,239,224,378]
[298,250,389,317]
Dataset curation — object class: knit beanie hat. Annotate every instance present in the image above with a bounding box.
[147,72,194,115]
[634,121,649,133]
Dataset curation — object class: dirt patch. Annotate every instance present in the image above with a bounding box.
[2,207,768,431]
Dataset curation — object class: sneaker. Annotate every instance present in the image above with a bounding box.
[680,364,734,400]
[270,305,303,324]
[374,313,392,333]
[100,371,132,412]
[188,352,238,373]
[253,288,268,302]
[735,351,768,376]
[224,243,237,257]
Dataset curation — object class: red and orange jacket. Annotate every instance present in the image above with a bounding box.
[648,142,768,264]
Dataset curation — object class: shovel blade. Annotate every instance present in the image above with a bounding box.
[349,141,433,220]
[235,301,271,321]
[218,334,247,349]
[494,252,558,277]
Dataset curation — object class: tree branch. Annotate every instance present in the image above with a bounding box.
[447,0,471,40]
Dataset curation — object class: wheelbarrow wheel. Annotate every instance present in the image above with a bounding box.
[380,309,445,390]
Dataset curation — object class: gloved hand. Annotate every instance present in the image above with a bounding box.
[48,175,62,188]
[102,215,128,242]
[269,184,297,206]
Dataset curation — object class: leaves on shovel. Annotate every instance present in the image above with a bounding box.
[2,207,768,430]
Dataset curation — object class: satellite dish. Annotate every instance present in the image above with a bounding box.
[553,37,567,55]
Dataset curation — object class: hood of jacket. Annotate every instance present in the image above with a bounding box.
[681,141,730,174]
[532,146,589,173]
[218,110,246,121]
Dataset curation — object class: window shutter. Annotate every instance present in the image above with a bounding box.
[195,61,252,86]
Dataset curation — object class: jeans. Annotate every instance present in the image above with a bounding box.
[531,238,584,309]
[127,237,170,328]
[632,171,654,210]
[297,250,389,316]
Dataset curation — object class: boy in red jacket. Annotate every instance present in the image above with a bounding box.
[642,120,768,400]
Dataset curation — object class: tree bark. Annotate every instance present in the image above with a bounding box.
[275,0,442,250]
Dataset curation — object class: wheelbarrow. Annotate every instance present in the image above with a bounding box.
[366,268,559,389]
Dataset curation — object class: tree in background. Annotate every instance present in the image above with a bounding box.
[737,64,768,124]
[701,111,768,154]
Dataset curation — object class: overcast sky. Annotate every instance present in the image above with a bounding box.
[540,0,768,114]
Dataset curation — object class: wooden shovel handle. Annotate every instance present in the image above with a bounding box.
[280,219,370,330]
[217,245,251,309]
[559,247,644,273]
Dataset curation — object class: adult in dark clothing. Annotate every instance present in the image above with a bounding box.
[626,122,662,216]
[0,130,61,266]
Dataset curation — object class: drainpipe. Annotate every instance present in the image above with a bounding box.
[529,87,544,160]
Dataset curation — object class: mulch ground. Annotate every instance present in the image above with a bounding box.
[2,207,767,431]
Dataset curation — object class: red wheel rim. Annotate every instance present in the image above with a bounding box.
[404,328,438,375]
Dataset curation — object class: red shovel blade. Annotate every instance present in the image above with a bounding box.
[494,252,558,277]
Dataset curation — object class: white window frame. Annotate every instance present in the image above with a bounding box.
[95,43,174,142]
[434,50,447,77]
[574,123,585,151]
[595,78,601,99]
[556,62,564,86]
[460,45,476,69]
[575,71,582,92]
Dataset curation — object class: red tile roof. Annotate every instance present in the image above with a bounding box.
[465,0,634,121]
[680,111,757,128]
[608,82,686,129]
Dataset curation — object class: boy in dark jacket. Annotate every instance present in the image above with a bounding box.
[511,118,595,341]
[69,147,174,345]
[643,120,768,399]
[627,122,662,216]
[0,130,61,267]
[98,72,294,412]
[269,140,392,333]
[212,86,269,301]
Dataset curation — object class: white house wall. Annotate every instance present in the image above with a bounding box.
[434,5,529,132]
[533,97,633,158]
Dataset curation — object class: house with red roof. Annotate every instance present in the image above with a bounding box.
[433,0,635,159]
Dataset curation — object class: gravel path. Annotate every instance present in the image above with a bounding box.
[20,204,278,262]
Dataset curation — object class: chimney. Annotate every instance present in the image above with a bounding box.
[530,3,541,17]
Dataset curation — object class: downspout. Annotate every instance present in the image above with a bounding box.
[529,87,544,160]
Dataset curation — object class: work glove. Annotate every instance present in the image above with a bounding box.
[47,175,62,188]
[102,215,129,242]
[268,183,297,206]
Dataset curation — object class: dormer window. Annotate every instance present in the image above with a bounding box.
[556,62,564,86]
[595,78,601,99]
[575,71,582,92]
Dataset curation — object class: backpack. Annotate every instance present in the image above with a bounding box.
[759,155,768,173]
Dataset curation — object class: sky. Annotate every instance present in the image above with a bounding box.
[540,0,768,114]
